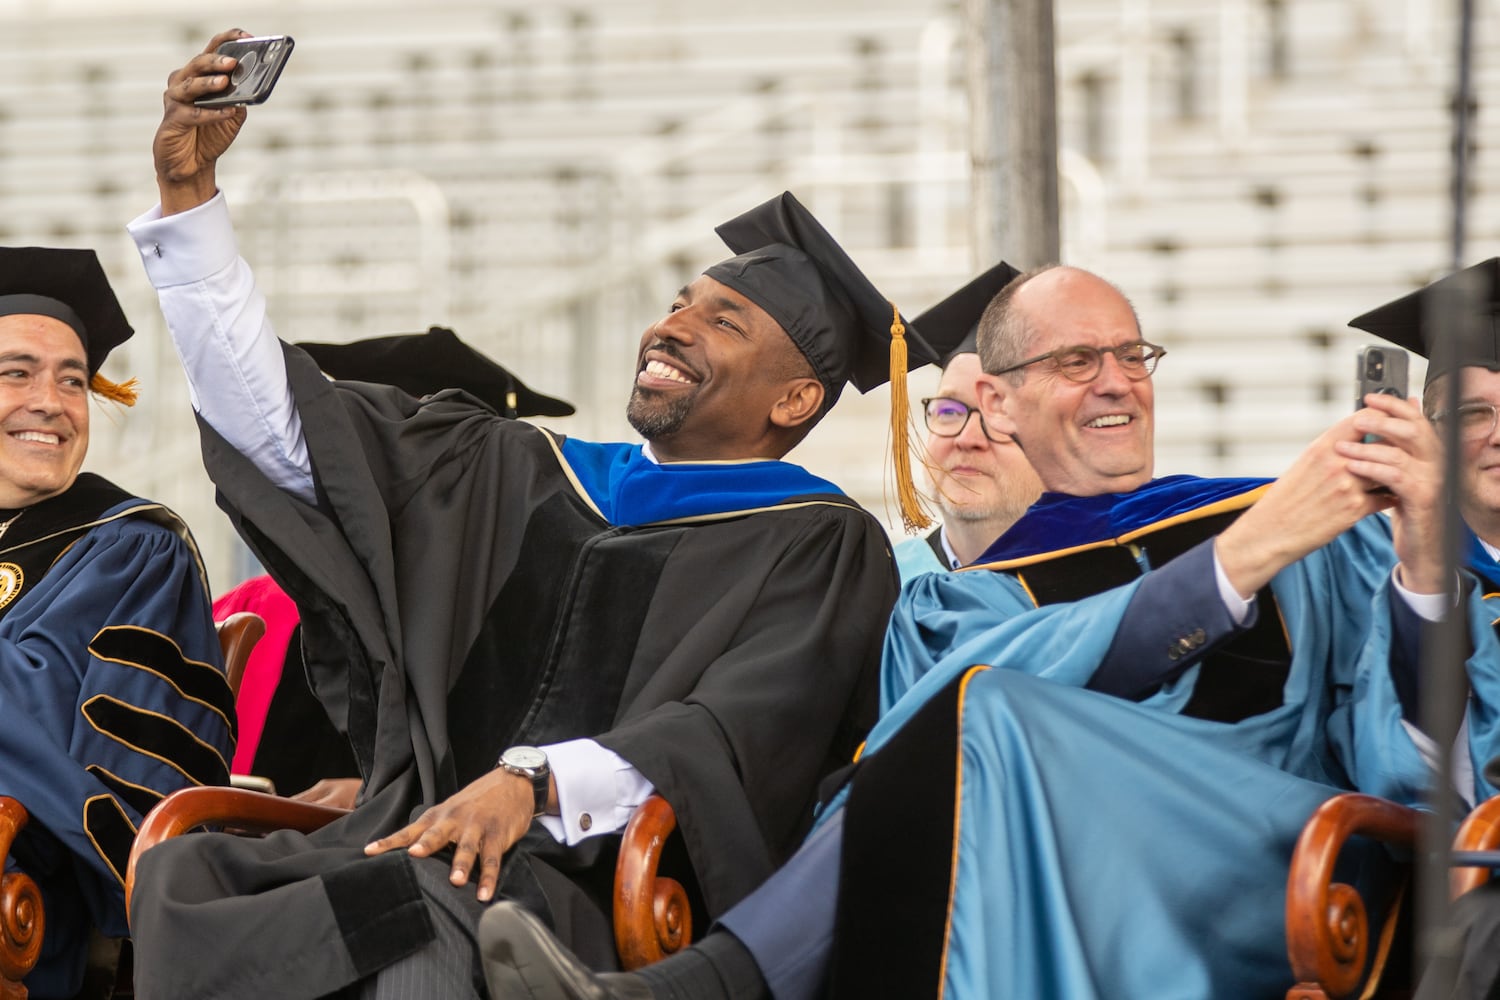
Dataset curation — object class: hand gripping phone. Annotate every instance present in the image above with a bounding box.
[194,35,295,107]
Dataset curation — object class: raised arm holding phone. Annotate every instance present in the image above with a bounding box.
[124,28,916,1000]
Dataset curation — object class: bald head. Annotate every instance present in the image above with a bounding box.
[976,265,1141,381]
[972,265,1157,497]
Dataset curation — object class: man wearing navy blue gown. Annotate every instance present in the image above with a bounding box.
[0,247,232,998]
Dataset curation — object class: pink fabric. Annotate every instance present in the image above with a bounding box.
[213,575,301,774]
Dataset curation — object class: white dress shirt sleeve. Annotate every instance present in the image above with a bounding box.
[127,193,315,502]
[536,739,656,845]
[1391,570,1453,622]
[1211,550,1256,626]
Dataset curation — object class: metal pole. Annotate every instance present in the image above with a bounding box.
[962,0,1061,269]
[1417,0,1477,990]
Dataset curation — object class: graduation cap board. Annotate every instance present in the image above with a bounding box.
[705,191,942,529]
[1348,258,1500,387]
[297,326,575,419]
[0,247,138,404]
[913,261,1023,369]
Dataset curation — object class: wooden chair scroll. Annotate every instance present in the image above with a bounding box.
[0,797,43,999]
[1285,793,1421,1000]
[613,794,691,970]
[1451,794,1500,899]
[215,611,266,701]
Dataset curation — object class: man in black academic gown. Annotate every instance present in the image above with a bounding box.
[121,31,939,999]
[216,327,577,802]
[0,249,232,998]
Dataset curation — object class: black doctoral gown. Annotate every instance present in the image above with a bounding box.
[129,344,896,998]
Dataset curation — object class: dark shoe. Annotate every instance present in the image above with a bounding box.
[480,902,655,1000]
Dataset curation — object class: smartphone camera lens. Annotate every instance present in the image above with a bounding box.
[1364,350,1384,380]
[231,49,259,86]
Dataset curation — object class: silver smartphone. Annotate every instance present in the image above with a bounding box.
[1356,345,1409,482]
[194,35,295,107]
[1355,344,1409,408]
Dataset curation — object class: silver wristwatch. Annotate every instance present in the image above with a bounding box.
[497,745,550,816]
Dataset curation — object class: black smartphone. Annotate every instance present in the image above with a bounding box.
[194,35,295,107]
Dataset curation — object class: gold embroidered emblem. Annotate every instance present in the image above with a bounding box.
[0,563,23,611]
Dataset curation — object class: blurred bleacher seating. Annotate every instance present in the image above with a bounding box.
[0,0,1494,582]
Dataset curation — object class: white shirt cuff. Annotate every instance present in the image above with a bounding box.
[535,739,655,846]
[1211,549,1255,626]
[1401,715,1476,808]
[1393,568,1453,623]
[128,193,239,288]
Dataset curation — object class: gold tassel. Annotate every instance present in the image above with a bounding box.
[888,303,932,532]
[90,373,139,407]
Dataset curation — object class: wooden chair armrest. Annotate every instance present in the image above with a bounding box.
[0,797,43,986]
[613,794,691,971]
[1285,793,1421,1000]
[217,611,267,697]
[1452,795,1500,898]
[126,786,349,919]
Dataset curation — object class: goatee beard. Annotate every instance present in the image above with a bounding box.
[627,385,694,440]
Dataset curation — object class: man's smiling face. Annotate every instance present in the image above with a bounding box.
[0,314,90,508]
[626,274,809,460]
[999,268,1155,497]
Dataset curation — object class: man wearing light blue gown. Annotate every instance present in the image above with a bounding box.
[1350,257,1500,1000]
[480,264,1493,1000]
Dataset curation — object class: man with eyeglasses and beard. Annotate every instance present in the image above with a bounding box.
[479,263,1498,1000]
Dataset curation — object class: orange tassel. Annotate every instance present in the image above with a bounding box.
[90,373,139,407]
[888,303,932,533]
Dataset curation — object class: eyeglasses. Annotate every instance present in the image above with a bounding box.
[1431,401,1500,441]
[921,397,1006,442]
[993,341,1167,383]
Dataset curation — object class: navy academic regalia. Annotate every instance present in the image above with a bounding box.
[0,474,230,999]
[0,247,231,998]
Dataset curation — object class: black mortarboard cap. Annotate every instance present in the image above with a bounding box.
[0,247,133,375]
[705,192,940,397]
[706,192,939,530]
[1349,258,1500,387]
[913,261,1022,368]
[297,326,575,419]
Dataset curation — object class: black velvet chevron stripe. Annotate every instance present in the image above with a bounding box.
[81,696,229,786]
[827,666,972,1000]
[86,764,165,818]
[83,794,136,888]
[89,625,236,733]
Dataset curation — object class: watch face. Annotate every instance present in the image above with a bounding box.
[503,746,547,771]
